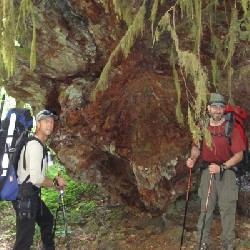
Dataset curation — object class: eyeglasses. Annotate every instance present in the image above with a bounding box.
[210,105,225,110]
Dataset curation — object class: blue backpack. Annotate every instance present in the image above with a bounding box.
[0,108,33,200]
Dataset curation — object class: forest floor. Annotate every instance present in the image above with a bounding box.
[0,190,250,250]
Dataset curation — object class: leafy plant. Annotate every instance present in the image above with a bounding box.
[0,162,97,247]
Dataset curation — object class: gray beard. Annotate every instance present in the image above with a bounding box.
[211,114,224,123]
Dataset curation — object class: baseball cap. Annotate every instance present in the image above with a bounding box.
[35,110,58,122]
[209,93,225,106]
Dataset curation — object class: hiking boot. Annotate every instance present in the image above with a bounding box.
[221,242,234,250]
[196,243,209,250]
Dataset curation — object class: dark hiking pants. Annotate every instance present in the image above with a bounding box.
[12,193,55,250]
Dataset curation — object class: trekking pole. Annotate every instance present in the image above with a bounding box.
[199,174,213,249]
[0,94,5,127]
[180,168,192,249]
[53,171,70,250]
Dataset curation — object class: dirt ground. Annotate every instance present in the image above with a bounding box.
[51,193,250,250]
[1,193,250,250]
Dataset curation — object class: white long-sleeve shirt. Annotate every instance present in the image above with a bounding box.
[17,138,47,187]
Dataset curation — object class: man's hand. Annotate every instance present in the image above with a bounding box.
[55,176,67,188]
[208,163,220,174]
[187,146,200,169]
[186,158,196,169]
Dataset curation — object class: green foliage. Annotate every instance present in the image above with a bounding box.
[42,163,96,210]
[0,161,98,246]
[40,162,97,239]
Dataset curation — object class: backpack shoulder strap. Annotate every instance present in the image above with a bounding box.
[224,113,234,146]
[31,137,48,160]
[23,136,48,172]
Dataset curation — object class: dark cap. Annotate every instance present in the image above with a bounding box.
[35,110,58,122]
[209,93,225,106]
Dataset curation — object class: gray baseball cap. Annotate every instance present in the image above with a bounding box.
[209,93,225,106]
[35,110,58,122]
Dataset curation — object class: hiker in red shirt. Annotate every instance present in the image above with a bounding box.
[186,93,245,250]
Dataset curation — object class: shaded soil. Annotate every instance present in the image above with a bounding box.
[1,192,250,250]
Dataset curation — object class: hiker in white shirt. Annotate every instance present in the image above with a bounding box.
[12,110,67,250]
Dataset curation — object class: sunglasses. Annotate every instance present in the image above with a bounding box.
[41,110,55,116]
[36,110,58,121]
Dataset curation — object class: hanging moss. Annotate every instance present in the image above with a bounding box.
[150,0,160,36]
[223,8,238,69]
[179,0,194,19]
[188,106,202,146]
[211,59,219,88]
[92,0,147,100]
[112,0,134,26]
[241,0,249,18]
[120,3,146,57]
[193,0,202,55]
[153,11,171,45]
[0,0,36,80]
[1,0,16,78]
[173,67,184,125]
[91,50,116,100]
[90,1,246,140]
[17,0,37,71]
[29,8,36,71]
[210,33,226,64]
[153,10,208,141]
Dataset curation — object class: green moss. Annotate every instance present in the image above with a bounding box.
[173,67,184,126]
[0,0,36,79]
[112,0,134,26]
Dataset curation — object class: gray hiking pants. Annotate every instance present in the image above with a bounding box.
[197,168,238,244]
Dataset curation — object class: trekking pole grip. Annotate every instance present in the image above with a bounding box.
[57,169,65,195]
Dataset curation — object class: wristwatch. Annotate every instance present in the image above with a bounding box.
[53,178,59,187]
[220,163,228,172]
